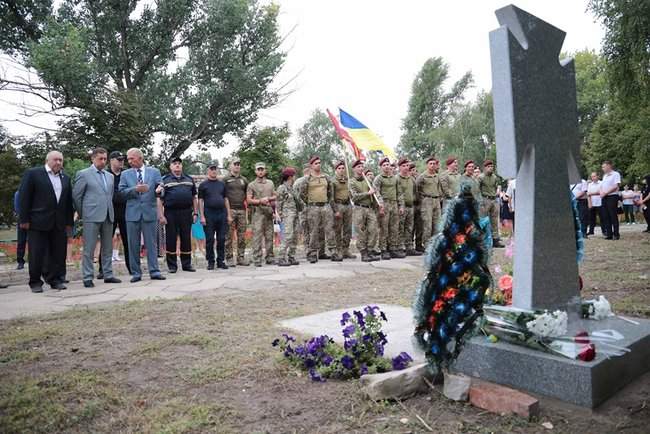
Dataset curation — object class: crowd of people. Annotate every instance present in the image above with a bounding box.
[6,147,649,293]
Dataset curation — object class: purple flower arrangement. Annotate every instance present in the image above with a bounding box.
[273,305,413,382]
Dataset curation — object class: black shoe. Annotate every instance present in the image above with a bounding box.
[370,254,381,262]
[308,257,317,264]
[331,254,343,262]
[277,259,290,267]
[182,267,196,272]
[104,277,121,284]
[0,283,8,288]
[390,250,406,259]
[318,253,331,260]
[493,240,505,248]
[30,285,43,293]
[169,268,177,274]
[96,273,104,280]
[217,263,229,270]
[62,279,70,284]
[83,280,94,288]
[265,259,276,265]
[605,236,613,240]
[613,235,620,240]
[151,275,166,280]
[51,283,67,290]
[130,276,142,283]
[342,252,357,259]
[16,263,24,270]
[381,251,391,260]
[207,263,215,270]
[361,251,372,262]
[254,263,263,267]
[289,258,300,265]
[406,249,423,256]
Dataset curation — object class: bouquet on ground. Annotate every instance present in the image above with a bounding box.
[273,306,413,382]
[480,305,628,361]
[581,295,613,320]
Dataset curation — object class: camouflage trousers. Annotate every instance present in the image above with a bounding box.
[421,196,442,248]
[307,205,335,260]
[333,203,353,255]
[379,200,400,252]
[399,205,415,251]
[353,206,378,253]
[251,207,274,264]
[278,211,299,260]
[414,204,423,251]
[225,208,247,263]
[301,209,325,256]
[481,198,500,239]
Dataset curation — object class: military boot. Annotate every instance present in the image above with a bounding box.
[330,253,343,262]
[226,257,236,267]
[289,257,300,265]
[360,250,372,262]
[238,257,250,266]
[381,251,391,260]
[277,258,290,267]
[342,250,357,259]
[390,250,406,259]
[406,249,423,256]
[318,252,331,260]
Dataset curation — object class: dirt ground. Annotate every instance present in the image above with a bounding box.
[1,232,649,433]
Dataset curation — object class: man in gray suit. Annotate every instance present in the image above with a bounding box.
[73,147,122,287]
[119,148,166,282]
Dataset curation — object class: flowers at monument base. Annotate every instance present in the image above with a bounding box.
[525,310,568,338]
[413,183,491,373]
[581,295,613,320]
[273,306,412,382]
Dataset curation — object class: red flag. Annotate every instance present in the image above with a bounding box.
[326,108,363,160]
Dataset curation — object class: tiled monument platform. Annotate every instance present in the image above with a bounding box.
[280,305,650,408]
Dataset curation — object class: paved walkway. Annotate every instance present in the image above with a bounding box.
[0,257,423,320]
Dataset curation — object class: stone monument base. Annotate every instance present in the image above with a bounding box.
[455,316,650,407]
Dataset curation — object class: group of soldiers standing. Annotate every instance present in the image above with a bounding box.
[224,154,504,268]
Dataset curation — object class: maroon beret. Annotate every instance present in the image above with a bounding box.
[446,156,457,166]
[426,156,438,164]
[282,167,296,177]
[379,157,390,166]
[309,155,320,164]
[334,160,345,169]
[397,157,410,167]
[352,159,364,168]
[483,159,494,167]
[464,160,475,168]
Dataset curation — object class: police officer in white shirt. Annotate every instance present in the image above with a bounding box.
[599,160,621,240]
[571,179,589,237]
[586,172,603,235]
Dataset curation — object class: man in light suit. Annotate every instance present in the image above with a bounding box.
[73,147,122,287]
[119,148,166,282]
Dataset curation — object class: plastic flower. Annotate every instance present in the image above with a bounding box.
[427,315,436,330]
[432,299,446,313]
[498,275,513,292]
[464,223,474,234]
[578,344,596,362]
[454,233,467,245]
[442,288,458,300]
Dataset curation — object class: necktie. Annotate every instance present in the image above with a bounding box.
[137,169,143,184]
[98,170,107,191]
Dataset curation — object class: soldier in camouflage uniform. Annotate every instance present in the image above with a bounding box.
[365,168,381,257]
[479,159,504,248]
[246,162,276,266]
[374,157,405,260]
[276,167,302,266]
[298,156,337,263]
[460,160,482,201]
[295,164,328,259]
[416,156,443,248]
[350,160,380,262]
[410,162,424,253]
[223,157,249,266]
[440,157,461,208]
[332,160,356,259]
[397,158,421,256]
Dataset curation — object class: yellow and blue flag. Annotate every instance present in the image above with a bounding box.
[339,109,396,159]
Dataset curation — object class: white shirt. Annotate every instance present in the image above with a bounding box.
[505,179,516,211]
[621,190,635,205]
[587,181,602,207]
[571,180,587,199]
[600,170,621,196]
[44,164,62,203]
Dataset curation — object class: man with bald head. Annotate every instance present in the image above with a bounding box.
[19,150,74,292]
[119,148,166,282]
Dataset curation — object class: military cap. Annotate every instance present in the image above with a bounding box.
[208,161,219,169]
[170,156,182,164]
[309,155,321,164]
[109,151,124,160]
[255,162,266,169]
[282,166,296,177]
[352,159,364,168]
[397,157,410,167]
[379,157,390,166]
[426,156,438,164]
[231,157,241,164]
[334,160,345,169]
[483,159,494,167]
[446,156,458,166]
[464,160,475,168]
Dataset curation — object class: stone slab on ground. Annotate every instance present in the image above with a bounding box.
[360,362,432,400]
[278,304,425,362]
[456,316,650,407]
[469,379,540,419]
[443,372,471,401]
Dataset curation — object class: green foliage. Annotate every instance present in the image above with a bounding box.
[292,109,344,168]
[0,137,26,225]
[400,57,473,159]
[0,0,51,54]
[2,0,286,162]
[571,49,609,141]
[589,0,650,107]
[236,125,293,184]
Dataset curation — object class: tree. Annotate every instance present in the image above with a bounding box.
[400,57,473,159]
[0,126,27,225]
[236,125,293,184]
[571,49,609,142]
[292,109,344,169]
[1,0,286,161]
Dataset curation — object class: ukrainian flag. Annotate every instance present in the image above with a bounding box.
[339,108,396,159]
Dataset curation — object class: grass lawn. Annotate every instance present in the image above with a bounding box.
[0,232,649,433]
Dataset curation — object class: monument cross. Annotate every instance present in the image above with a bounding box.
[490,5,581,310]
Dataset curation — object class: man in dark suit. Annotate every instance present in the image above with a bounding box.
[18,150,74,292]
[118,148,166,282]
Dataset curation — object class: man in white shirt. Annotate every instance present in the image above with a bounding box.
[571,179,589,237]
[586,172,603,235]
[599,160,621,240]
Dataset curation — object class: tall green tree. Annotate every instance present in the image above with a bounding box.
[400,57,473,159]
[292,109,343,168]
[1,0,286,161]
[236,125,293,185]
[571,49,609,142]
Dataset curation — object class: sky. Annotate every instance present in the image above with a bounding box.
[0,0,605,158]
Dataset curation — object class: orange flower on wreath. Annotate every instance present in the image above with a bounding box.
[432,299,446,313]
[464,223,474,235]
[454,233,467,245]
[442,287,458,300]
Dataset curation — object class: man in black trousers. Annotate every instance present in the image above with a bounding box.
[599,160,622,240]
[98,151,131,278]
[18,150,74,292]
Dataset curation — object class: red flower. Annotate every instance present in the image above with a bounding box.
[442,288,458,300]
[498,275,513,292]
[464,224,474,234]
[427,315,436,330]
[575,331,590,344]
[578,344,596,362]
[454,234,467,245]
[432,299,446,313]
